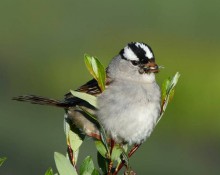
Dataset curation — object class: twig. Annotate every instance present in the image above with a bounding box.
[113,144,141,175]
[107,139,115,174]
[67,137,75,165]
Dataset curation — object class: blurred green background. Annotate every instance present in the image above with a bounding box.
[1,0,220,174]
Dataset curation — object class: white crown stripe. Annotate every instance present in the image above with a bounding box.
[123,46,139,61]
[122,42,154,61]
[135,43,154,59]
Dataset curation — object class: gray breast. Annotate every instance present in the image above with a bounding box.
[97,80,161,144]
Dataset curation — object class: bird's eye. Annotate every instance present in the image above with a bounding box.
[131,60,139,66]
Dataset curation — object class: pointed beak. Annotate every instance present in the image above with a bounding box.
[143,62,159,73]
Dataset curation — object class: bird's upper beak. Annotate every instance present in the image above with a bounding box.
[143,62,159,73]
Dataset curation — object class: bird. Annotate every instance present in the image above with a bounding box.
[13,42,161,145]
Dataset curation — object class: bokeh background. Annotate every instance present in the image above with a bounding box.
[1,0,220,174]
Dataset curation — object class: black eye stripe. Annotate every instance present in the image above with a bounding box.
[120,49,147,66]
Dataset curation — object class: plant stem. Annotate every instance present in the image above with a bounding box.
[67,137,75,165]
[112,144,141,175]
[107,139,115,174]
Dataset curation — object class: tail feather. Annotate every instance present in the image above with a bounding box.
[12,95,68,108]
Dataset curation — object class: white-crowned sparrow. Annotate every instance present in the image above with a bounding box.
[13,42,161,145]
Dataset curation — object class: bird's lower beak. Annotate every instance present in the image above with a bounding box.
[143,62,159,73]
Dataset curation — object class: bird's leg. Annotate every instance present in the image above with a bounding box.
[128,144,141,157]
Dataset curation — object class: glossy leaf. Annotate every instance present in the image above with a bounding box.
[95,140,107,158]
[45,167,54,175]
[92,168,100,175]
[54,152,78,175]
[159,72,180,123]
[79,156,95,175]
[70,90,97,108]
[68,127,84,153]
[121,151,129,167]
[64,114,71,136]
[168,88,175,102]
[167,72,180,102]
[97,152,108,174]
[0,157,6,167]
[84,54,106,92]
[64,114,84,164]
[161,77,171,102]
[111,144,123,161]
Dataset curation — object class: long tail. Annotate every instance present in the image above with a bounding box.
[12,95,69,108]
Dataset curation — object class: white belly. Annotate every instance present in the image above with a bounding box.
[97,81,161,145]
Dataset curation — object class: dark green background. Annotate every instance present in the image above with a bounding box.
[1,0,220,174]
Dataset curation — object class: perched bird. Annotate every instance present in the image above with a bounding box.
[13,42,161,145]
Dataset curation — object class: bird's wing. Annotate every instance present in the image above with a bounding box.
[64,77,112,106]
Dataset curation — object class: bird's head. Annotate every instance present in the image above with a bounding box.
[119,42,159,74]
[107,42,159,83]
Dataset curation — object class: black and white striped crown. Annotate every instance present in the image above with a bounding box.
[119,42,155,62]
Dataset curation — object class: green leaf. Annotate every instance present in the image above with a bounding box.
[70,90,97,108]
[111,144,123,161]
[64,115,84,152]
[121,151,129,167]
[64,114,71,136]
[168,88,175,102]
[68,127,84,153]
[159,72,180,123]
[0,157,7,167]
[95,142,124,173]
[84,54,106,92]
[64,114,84,165]
[54,152,78,175]
[45,167,54,175]
[167,72,180,102]
[171,72,181,87]
[161,77,171,102]
[97,152,108,174]
[79,156,95,175]
[95,140,107,158]
[92,168,100,175]
[166,72,180,95]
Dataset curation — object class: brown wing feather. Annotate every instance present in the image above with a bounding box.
[64,77,112,104]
